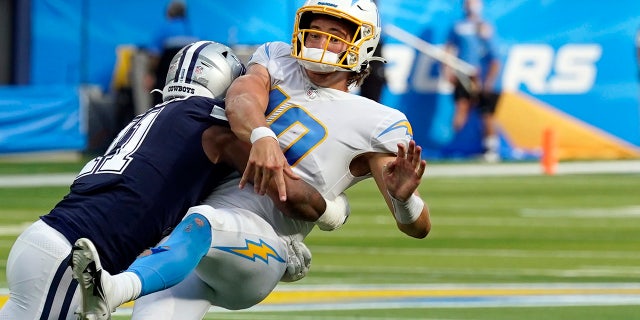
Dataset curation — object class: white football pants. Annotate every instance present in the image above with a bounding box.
[131,205,288,319]
[0,220,79,320]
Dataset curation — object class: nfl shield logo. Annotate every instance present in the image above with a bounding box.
[306,88,318,100]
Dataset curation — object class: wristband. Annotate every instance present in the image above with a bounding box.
[249,127,277,144]
[388,192,424,224]
[316,193,350,231]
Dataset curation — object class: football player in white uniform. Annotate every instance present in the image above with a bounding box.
[226,0,430,239]
[72,0,431,319]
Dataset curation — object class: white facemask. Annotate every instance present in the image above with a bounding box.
[298,46,343,73]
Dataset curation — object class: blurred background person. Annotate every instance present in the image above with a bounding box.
[146,1,199,105]
[443,0,501,162]
[106,1,199,147]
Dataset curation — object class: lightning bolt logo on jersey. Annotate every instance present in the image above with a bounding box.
[378,120,413,138]
[214,239,285,264]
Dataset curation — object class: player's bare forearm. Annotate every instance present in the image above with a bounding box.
[267,179,325,221]
[225,65,271,142]
[225,64,296,200]
[369,142,432,239]
[202,125,323,221]
[395,199,431,239]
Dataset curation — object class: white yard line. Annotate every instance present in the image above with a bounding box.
[0,223,33,236]
[0,173,75,187]
[520,206,640,217]
[424,160,640,177]
[4,283,640,316]
[309,246,640,260]
[110,283,640,315]
[0,160,639,188]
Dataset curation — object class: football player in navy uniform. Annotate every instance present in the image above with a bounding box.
[0,41,336,320]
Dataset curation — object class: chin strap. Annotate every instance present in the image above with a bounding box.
[150,89,163,98]
[357,56,387,74]
[368,56,388,63]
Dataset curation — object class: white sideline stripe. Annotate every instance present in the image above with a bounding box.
[521,206,640,217]
[0,223,33,236]
[225,296,640,312]
[0,160,639,188]
[0,173,75,187]
[5,283,640,316]
[271,283,640,290]
[310,246,640,260]
[109,283,640,316]
[424,160,640,177]
[343,216,639,229]
[308,266,640,279]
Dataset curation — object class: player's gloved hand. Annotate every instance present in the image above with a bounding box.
[315,193,350,231]
[281,237,312,282]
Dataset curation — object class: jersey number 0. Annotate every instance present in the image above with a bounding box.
[266,89,327,166]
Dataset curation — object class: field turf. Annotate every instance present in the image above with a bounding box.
[1,160,639,319]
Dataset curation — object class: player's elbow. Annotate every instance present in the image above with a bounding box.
[280,204,322,222]
[410,226,430,239]
[399,223,430,239]
[414,226,430,239]
[271,183,324,222]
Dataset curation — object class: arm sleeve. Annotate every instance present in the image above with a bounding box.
[248,42,293,86]
[370,110,413,154]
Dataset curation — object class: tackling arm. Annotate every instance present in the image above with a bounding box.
[202,125,337,223]
[225,64,271,142]
[225,64,298,201]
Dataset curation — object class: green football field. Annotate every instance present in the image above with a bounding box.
[1,160,639,319]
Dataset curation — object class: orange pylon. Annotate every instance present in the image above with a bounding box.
[541,127,557,175]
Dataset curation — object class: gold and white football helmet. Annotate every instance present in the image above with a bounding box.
[291,0,382,73]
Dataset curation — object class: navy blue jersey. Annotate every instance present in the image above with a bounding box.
[41,96,233,273]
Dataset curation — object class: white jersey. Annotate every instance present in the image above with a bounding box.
[203,41,413,241]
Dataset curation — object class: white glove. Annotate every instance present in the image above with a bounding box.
[315,193,350,231]
[280,237,312,282]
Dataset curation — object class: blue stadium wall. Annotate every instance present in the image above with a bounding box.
[2,0,639,159]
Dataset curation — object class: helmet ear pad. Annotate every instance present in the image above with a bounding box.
[359,60,369,72]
